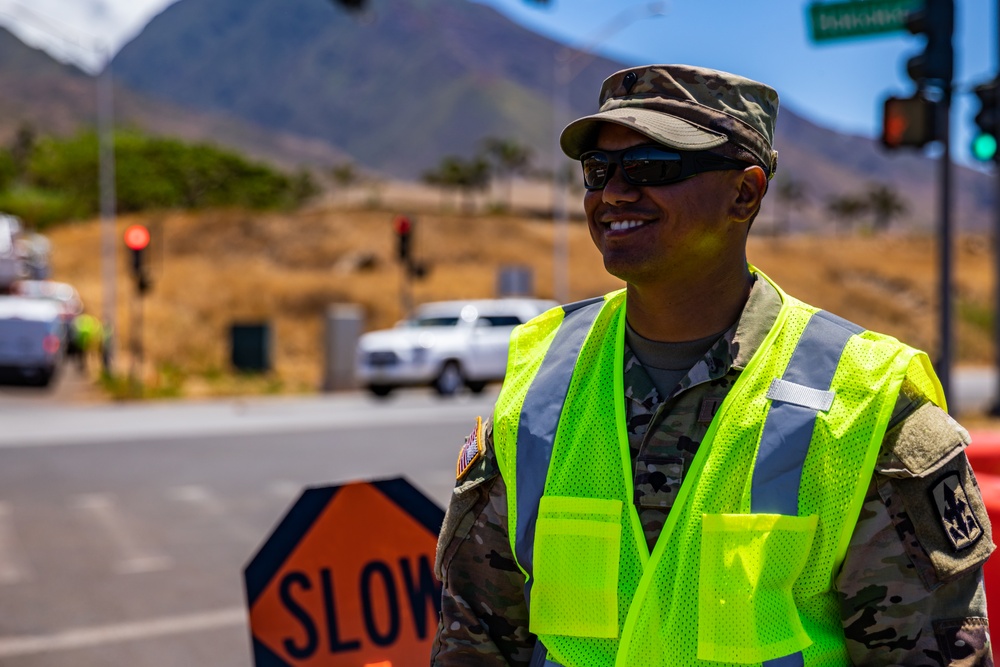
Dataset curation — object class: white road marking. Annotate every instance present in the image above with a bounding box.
[73,494,172,574]
[166,485,258,542]
[0,503,30,584]
[0,607,245,657]
[167,485,225,512]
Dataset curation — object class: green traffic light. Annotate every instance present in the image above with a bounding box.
[972,133,998,161]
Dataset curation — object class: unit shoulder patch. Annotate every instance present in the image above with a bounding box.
[879,451,994,586]
[456,416,485,481]
[931,471,983,551]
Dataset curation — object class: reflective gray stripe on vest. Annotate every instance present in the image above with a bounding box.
[515,297,605,609]
[752,310,862,515]
[754,310,861,667]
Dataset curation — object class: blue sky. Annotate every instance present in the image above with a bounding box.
[472,0,994,166]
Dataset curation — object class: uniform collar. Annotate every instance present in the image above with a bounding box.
[622,270,782,400]
[730,272,782,371]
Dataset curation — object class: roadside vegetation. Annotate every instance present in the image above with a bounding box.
[0,126,317,228]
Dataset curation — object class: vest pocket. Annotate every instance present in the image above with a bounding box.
[698,513,818,663]
[530,496,623,638]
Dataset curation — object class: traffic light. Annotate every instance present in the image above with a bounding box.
[904,0,954,88]
[972,78,999,162]
[882,93,938,149]
[330,0,366,9]
[393,215,412,263]
[123,224,151,294]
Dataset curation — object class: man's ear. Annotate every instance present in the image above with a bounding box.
[731,166,768,224]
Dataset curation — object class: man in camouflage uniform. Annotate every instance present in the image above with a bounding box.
[431,64,994,666]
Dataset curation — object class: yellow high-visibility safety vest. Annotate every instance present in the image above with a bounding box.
[492,269,944,667]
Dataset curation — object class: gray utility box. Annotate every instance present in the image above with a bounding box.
[322,304,364,391]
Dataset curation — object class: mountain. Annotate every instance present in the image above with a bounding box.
[110,0,993,232]
[111,0,622,177]
[0,26,348,171]
[0,26,97,138]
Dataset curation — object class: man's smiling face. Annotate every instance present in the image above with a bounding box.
[583,123,749,289]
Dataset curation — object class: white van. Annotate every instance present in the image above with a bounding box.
[0,296,65,386]
[355,298,557,397]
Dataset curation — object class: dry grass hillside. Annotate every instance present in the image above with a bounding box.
[43,189,998,399]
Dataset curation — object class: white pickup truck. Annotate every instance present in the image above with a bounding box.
[0,296,65,386]
[355,298,558,397]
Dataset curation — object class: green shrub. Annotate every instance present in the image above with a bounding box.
[22,130,314,223]
[0,186,86,229]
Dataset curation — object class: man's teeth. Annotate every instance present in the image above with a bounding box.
[608,220,647,231]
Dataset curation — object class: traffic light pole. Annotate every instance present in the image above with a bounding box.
[993,3,1000,415]
[130,283,143,397]
[994,155,1000,414]
[938,94,953,402]
[400,263,413,320]
[878,5,954,400]
[123,225,151,396]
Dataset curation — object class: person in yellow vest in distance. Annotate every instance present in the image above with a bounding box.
[69,311,103,372]
[430,64,994,666]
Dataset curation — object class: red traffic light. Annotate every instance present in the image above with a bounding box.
[882,94,937,150]
[393,215,412,235]
[123,224,151,251]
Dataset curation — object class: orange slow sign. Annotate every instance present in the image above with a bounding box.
[244,478,445,667]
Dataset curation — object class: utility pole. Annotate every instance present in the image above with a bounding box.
[939,88,953,402]
[98,43,117,375]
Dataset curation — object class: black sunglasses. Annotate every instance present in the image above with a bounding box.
[580,144,751,191]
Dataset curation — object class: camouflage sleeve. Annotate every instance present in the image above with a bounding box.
[430,418,535,666]
[836,384,995,666]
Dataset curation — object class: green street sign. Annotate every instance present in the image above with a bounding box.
[808,0,922,42]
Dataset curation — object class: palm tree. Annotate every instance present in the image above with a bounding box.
[481,137,532,211]
[864,182,908,232]
[9,123,35,181]
[330,161,359,190]
[774,177,808,235]
[826,195,867,235]
[421,155,490,213]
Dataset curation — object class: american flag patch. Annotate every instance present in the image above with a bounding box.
[456,416,485,480]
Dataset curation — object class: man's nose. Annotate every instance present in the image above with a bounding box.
[601,165,641,205]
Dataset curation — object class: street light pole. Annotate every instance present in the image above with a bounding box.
[552,53,572,304]
[97,43,117,374]
[550,2,667,304]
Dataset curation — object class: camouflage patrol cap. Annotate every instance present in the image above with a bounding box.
[560,64,780,177]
